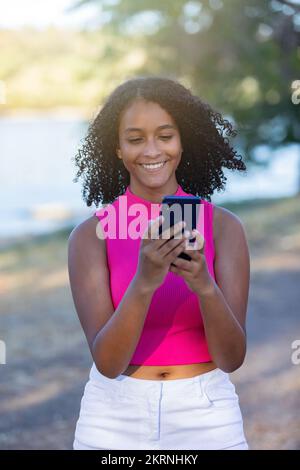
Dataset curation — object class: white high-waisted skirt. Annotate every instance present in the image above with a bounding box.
[73,363,249,450]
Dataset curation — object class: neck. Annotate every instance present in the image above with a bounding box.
[129,181,179,204]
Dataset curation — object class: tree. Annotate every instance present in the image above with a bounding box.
[71,0,300,190]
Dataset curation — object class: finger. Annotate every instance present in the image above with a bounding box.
[147,217,185,241]
[162,237,186,260]
[160,220,186,240]
[142,215,164,240]
[170,256,194,272]
[180,235,203,259]
[179,246,202,262]
[169,264,189,276]
[159,232,190,257]
[169,264,179,275]
[186,229,205,252]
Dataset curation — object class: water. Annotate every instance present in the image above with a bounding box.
[0,116,299,241]
[211,144,300,204]
[0,116,91,242]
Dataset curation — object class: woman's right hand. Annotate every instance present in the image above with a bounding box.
[134,215,190,293]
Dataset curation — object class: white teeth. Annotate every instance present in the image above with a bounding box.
[141,161,166,170]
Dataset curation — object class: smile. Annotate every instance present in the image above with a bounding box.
[139,161,167,172]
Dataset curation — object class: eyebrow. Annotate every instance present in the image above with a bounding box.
[124,124,176,133]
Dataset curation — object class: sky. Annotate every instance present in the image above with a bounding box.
[0,0,100,30]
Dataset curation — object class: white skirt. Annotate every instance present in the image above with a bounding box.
[73,363,249,450]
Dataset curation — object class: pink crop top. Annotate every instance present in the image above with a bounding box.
[94,184,215,366]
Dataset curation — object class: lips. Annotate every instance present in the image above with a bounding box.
[139,160,167,165]
[138,160,168,173]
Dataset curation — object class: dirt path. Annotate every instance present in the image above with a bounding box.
[0,195,299,449]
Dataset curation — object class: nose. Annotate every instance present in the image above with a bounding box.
[143,138,162,159]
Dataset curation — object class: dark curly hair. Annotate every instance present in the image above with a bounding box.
[72,75,247,205]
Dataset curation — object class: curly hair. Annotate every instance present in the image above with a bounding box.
[72,75,247,206]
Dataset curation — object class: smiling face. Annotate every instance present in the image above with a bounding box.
[116,98,183,202]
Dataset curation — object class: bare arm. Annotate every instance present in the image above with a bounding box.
[68,215,187,378]
[92,277,155,379]
[196,207,250,372]
[67,216,156,378]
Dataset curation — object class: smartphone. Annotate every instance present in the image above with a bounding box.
[158,195,202,261]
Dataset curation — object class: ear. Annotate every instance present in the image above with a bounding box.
[116,148,122,160]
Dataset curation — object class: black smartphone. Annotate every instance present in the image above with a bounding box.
[158,195,201,261]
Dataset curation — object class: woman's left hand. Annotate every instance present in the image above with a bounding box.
[169,229,214,295]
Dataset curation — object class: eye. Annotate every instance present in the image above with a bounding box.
[160,135,173,140]
[128,135,173,143]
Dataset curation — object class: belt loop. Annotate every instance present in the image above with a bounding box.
[196,372,214,409]
[197,368,219,398]
[197,374,205,398]
[117,376,127,400]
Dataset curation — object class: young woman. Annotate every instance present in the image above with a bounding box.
[68,76,250,450]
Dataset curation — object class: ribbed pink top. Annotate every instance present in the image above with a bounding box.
[94,184,215,365]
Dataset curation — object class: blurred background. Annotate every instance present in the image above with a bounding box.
[0,0,299,450]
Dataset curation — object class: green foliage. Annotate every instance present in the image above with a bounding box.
[0,27,147,111]
[71,0,300,158]
[0,0,299,163]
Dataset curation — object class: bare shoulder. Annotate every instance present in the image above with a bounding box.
[213,204,247,246]
[67,213,113,354]
[212,203,250,339]
[68,213,106,254]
